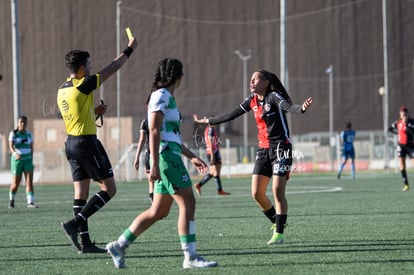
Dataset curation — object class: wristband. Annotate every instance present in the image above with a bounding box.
[123,47,133,58]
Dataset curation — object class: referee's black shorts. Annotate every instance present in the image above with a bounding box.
[65,135,114,181]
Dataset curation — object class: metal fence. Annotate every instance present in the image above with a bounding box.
[0,130,401,184]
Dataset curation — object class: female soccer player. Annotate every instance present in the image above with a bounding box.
[106,58,218,269]
[194,69,312,245]
[193,124,230,196]
[134,96,154,202]
[388,106,414,191]
[337,122,356,180]
[8,115,37,208]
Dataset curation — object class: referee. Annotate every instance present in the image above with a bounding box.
[57,36,137,253]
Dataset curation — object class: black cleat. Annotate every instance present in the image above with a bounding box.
[61,221,81,252]
[79,242,107,254]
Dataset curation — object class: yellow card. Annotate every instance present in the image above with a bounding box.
[125,27,133,40]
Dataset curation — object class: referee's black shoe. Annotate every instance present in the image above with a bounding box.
[61,221,81,252]
[79,242,107,254]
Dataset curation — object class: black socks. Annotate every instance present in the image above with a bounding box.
[401,170,409,185]
[263,206,276,224]
[275,214,287,234]
[263,206,287,233]
[199,174,212,186]
[72,191,111,245]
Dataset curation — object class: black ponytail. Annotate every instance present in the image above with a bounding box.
[151,58,183,92]
[258,69,292,104]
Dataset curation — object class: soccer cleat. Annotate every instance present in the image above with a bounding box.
[267,232,284,245]
[267,224,284,245]
[183,255,218,269]
[61,221,81,252]
[79,242,107,254]
[402,184,409,192]
[106,241,127,269]
[195,183,202,196]
[337,173,341,180]
[8,200,15,209]
[27,203,38,208]
[217,190,230,195]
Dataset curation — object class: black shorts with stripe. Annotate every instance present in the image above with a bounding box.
[253,143,292,179]
[397,144,414,159]
[207,151,222,165]
[65,135,114,181]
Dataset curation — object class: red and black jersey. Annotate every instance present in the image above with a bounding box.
[209,92,303,148]
[389,118,414,145]
[205,126,220,154]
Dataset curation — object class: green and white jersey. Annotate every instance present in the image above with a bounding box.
[9,130,33,160]
[148,88,182,149]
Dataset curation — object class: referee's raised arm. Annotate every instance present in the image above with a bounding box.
[99,37,138,82]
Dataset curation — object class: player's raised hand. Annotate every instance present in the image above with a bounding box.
[125,27,138,49]
[193,114,208,124]
[302,97,313,112]
[128,37,138,50]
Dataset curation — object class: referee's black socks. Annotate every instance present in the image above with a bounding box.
[81,191,111,218]
[72,191,111,227]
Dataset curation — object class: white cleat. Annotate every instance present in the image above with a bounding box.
[106,241,127,269]
[183,255,218,269]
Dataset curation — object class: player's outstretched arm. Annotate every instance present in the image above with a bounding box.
[99,37,138,83]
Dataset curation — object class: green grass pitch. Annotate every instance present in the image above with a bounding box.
[1,171,413,274]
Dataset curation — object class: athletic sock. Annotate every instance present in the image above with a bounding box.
[73,199,92,245]
[118,228,137,248]
[181,242,196,260]
[73,191,111,227]
[9,192,16,201]
[338,163,345,175]
[263,206,276,224]
[180,221,196,260]
[199,174,212,186]
[214,176,223,191]
[351,161,355,178]
[80,191,110,218]
[26,192,34,204]
[401,170,409,185]
[275,214,287,234]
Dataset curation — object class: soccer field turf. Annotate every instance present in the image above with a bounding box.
[1,171,413,274]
